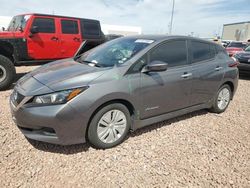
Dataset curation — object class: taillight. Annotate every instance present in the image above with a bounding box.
[229,57,240,67]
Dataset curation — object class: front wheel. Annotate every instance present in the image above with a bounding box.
[0,55,16,90]
[210,84,232,113]
[87,103,131,149]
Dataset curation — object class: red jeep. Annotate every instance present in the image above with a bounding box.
[0,13,104,90]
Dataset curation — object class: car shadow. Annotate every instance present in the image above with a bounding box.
[27,138,91,154]
[28,109,208,154]
[128,109,208,138]
[239,73,250,80]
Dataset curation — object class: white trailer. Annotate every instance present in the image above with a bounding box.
[222,21,250,42]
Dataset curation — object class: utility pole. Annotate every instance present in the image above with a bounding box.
[169,0,175,35]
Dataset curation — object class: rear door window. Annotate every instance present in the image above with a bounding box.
[32,17,55,33]
[191,41,212,63]
[210,44,216,59]
[61,20,79,34]
[150,40,188,67]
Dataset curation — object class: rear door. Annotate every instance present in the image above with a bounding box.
[59,18,82,58]
[190,40,224,105]
[140,40,193,119]
[27,16,60,60]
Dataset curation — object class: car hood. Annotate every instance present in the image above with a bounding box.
[0,31,24,38]
[16,59,109,95]
[236,51,250,58]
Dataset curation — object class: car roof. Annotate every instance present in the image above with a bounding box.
[124,35,219,45]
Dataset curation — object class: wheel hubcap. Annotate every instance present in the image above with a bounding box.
[97,109,127,144]
[0,65,7,82]
[217,88,230,110]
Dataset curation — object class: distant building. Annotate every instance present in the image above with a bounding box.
[101,24,142,36]
[222,21,250,42]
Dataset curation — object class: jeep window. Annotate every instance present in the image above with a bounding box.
[8,15,30,32]
[78,38,154,67]
[32,18,55,33]
[150,40,188,67]
[81,21,100,36]
[61,20,79,34]
[192,41,212,63]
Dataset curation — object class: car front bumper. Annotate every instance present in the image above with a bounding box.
[10,96,88,145]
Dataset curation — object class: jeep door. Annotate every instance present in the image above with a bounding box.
[189,40,224,105]
[59,18,82,58]
[27,16,60,59]
[140,40,193,119]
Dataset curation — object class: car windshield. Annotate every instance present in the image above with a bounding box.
[228,42,247,49]
[77,37,154,67]
[245,46,250,52]
[7,15,31,32]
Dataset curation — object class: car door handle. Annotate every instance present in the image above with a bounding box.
[181,73,192,78]
[73,37,80,42]
[215,66,223,71]
[51,36,58,41]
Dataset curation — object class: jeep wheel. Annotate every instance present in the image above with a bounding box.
[0,55,16,90]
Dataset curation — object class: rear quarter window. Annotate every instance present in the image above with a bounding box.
[81,20,101,37]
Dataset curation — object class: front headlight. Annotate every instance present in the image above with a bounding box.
[33,87,88,105]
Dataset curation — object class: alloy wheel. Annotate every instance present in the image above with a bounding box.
[217,88,230,110]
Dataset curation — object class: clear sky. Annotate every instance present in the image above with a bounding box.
[0,0,249,37]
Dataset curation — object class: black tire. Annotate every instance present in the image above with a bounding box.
[209,84,232,114]
[0,55,16,90]
[87,103,131,149]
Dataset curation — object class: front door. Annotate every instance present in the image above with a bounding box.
[140,40,193,119]
[59,18,82,58]
[27,16,60,60]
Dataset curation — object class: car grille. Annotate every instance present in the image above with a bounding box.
[12,90,25,106]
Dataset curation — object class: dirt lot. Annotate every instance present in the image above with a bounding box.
[0,66,250,187]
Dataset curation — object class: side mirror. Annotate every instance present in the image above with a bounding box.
[30,26,39,34]
[142,60,168,73]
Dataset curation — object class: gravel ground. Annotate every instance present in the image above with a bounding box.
[0,66,250,188]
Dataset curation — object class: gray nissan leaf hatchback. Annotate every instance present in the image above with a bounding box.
[10,35,239,149]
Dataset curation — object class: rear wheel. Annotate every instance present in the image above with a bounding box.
[0,55,16,90]
[210,84,231,113]
[87,103,131,149]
